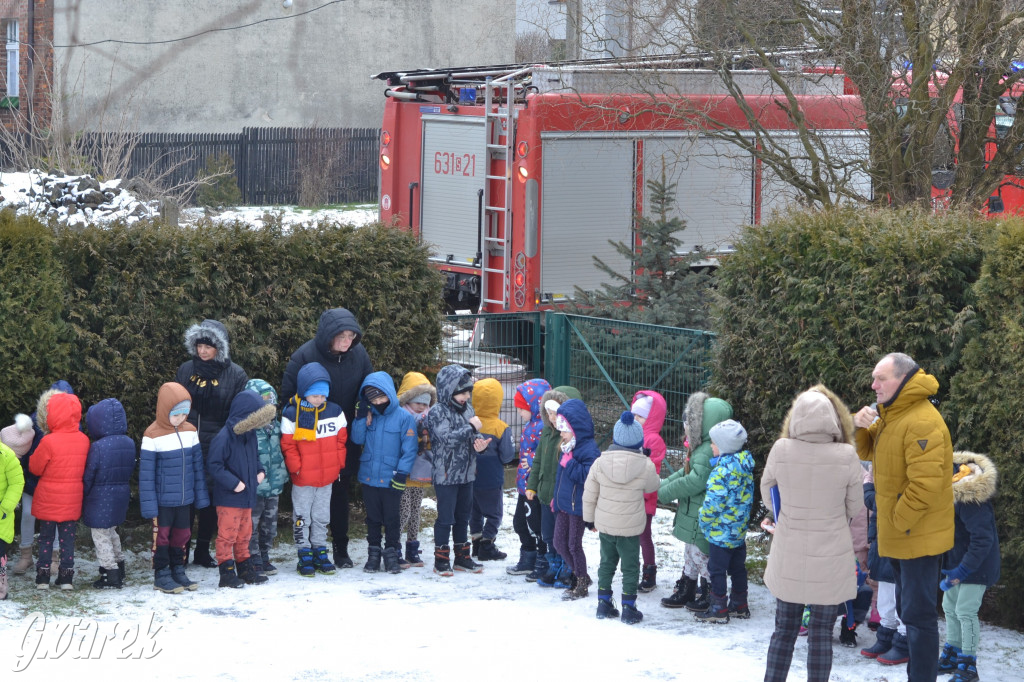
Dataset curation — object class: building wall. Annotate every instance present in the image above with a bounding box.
[52,0,513,133]
[0,0,54,130]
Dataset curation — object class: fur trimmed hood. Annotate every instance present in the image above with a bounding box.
[951,451,998,505]
[684,391,708,450]
[183,319,231,362]
[229,391,278,435]
[779,384,855,445]
[398,372,437,407]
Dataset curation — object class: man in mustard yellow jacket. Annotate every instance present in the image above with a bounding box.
[854,352,954,682]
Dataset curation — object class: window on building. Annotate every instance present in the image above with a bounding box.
[5,19,19,101]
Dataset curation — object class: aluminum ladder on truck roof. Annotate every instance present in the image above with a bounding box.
[480,70,525,310]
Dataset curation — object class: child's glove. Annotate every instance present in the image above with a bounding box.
[940,565,968,591]
[355,400,369,420]
[559,452,572,467]
[390,473,407,492]
[584,521,595,531]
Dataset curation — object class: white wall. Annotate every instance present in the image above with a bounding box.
[53,0,514,132]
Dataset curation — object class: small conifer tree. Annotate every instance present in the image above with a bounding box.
[196,152,243,207]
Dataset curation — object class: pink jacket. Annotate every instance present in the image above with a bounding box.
[633,390,667,515]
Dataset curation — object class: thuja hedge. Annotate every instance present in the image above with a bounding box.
[0,210,444,437]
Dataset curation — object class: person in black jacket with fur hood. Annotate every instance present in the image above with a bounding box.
[175,319,249,567]
[281,308,374,568]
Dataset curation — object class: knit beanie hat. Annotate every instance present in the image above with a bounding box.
[544,399,562,415]
[631,394,653,419]
[0,413,34,457]
[709,419,747,454]
[613,411,645,449]
[305,381,330,399]
[363,385,388,402]
[409,392,433,406]
[514,391,530,411]
[169,400,191,417]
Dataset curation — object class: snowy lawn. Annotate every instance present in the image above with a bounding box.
[2,490,1022,680]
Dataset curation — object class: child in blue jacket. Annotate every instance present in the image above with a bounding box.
[351,371,418,574]
[696,419,754,624]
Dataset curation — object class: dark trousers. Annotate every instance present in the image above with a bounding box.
[764,600,835,682]
[38,520,77,569]
[708,541,748,603]
[893,554,941,682]
[434,482,474,546]
[329,472,355,554]
[362,484,403,550]
[469,486,503,539]
[511,494,546,553]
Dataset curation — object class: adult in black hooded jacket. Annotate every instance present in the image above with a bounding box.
[281,307,374,567]
[175,319,249,567]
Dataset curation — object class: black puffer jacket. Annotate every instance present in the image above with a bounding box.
[174,319,249,452]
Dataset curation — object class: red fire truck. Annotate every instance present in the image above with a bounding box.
[374,57,869,313]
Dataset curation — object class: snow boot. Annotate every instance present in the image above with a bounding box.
[563,573,591,601]
[55,567,74,591]
[661,574,696,608]
[313,546,336,575]
[860,625,895,659]
[728,592,750,619]
[364,546,383,573]
[218,560,245,589]
[596,588,620,619]
[154,567,184,594]
[938,643,962,674]
[478,538,507,561]
[35,565,50,590]
[839,615,858,647]
[471,535,481,558]
[13,546,34,575]
[507,549,537,576]
[333,538,354,569]
[553,561,574,589]
[877,631,910,665]
[694,592,730,624]
[685,577,711,612]
[536,553,562,587]
[93,566,123,590]
[526,552,549,582]
[434,545,453,577]
[383,547,402,574]
[296,547,316,577]
[169,547,198,591]
[237,557,268,585]
[621,594,643,625]
[638,564,657,593]
[405,541,424,568]
[453,541,483,573]
[951,653,979,682]
[192,540,218,568]
[260,552,278,576]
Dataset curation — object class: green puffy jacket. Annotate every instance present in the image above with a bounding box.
[526,385,582,506]
[246,379,289,497]
[0,443,26,544]
[658,394,733,554]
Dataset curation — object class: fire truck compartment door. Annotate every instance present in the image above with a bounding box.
[540,137,633,298]
[420,117,485,264]
[644,136,753,253]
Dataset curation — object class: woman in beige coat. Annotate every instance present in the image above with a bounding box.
[761,385,865,682]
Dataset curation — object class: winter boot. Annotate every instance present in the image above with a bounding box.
[333,538,354,569]
[55,567,74,591]
[237,557,268,584]
[621,594,644,625]
[471,535,481,558]
[478,538,507,561]
[154,567,184,593]
[296,547,316,577]
[938,643,963,674]
[638,564,657,593]
[860,625,895,659]
[877,631,910,665]
[453,541,484,573]
[312,546,336,575]
[553,562,575,589]
[405,541,424,568]
[507,549,537,576]
[364,546,383,573]
[397,550,411,570]
[218,560,245,588]
[117,559,126,578]
[13,546,34,575]
[169,548,198,591]
[839,615,858,647]
[35,565,50,590]
[661,574,696,608]
[536,553,562,587]
[951,653,979,682]
[260,552,278,576]
[694,592,730,624]
[526,552,549,582]
[596,588,620,618]
[728,592,750,619]
[383,547,402,574]
[685,577,711,612]
[563,573,591,601]
[93,566,123,590]
[192,540,218,568]
[434,545,453,577]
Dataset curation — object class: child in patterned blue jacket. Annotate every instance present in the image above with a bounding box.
[696,419,754,624]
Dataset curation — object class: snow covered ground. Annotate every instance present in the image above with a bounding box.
[1,491,1022,680]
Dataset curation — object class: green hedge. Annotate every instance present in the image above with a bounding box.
[1,211,443,438]
[710,207,984,464]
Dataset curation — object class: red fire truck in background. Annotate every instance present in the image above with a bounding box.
[373,56,869,314]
